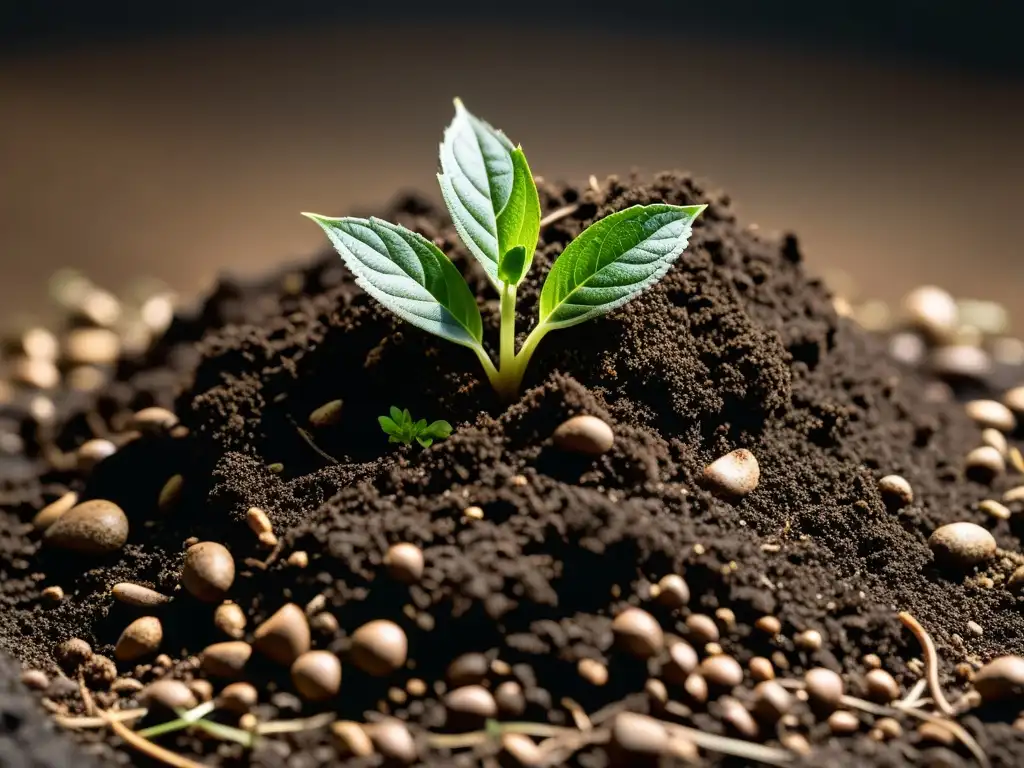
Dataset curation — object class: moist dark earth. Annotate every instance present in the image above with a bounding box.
[1,172,1023,767]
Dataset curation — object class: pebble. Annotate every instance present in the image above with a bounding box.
[214,602,247,639]
[662,640,698,685]
[181,542,236,602]
[115,617,163,661]
[577,658,609,686]
[749,656,775,681]
[246,507,273,536]
[44,499,128,555]
[32,491,78,531]
[610,712,670,756]
[699,654,743,690]
[755,615,782,635]
[219,682,259,713]
[702,448,760,497]
[930,345,992,381]
[291,650,342,701]
[112,582,170,607]
[76,438,117,471]
[446,653,489,687]
[805,667,844,711]
[652,574,690,608]
[1005,386,1024,416]
[309,400,344,428]
[367,719,417,764]
[965,446,1005,483]
[685,613,719,644]
[552,415,614,455]
[201,641,252,678]
[140,680,197,711]
[828,710,861,735]
[56,638,93,671]
[350,619,408,676]
[445,685,498,718]
[131,407,179,433]
[612,607,664,658]
[979,499,1011,521]
[751,680,795,722]
[902,286,958,342]
[384,543,425,584]
[965,399,1017,433]
[794,628,823,651]
[65,327,120,365]
[865,669,900,702]
[158,475,183,512]
[973,655,1024,702]
[982,428,1009,456]
[253,603,310,665]
[20,669,49,691]
[720,696,758,738]
[878,475,914,509]
[501,733,542,766]
[494,680,526,716]
[928,522,997,568]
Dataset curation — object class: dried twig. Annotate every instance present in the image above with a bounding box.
[54,709,148,729]
[100,710,208,768]
[257,712,337,735]
[899,611,955,716]
[78,674,96,718]
[897,678,929,709]
[539,205,579,228]
[294,424,339,466]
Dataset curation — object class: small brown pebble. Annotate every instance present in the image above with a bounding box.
[967,620,984,637]
[865,669,900,702]
[350,619,408,676]
[310,612,339,635]
[683,672,708,703]
[384,543,425,584]
[552,414,614,455]
[76,438,117,471]
[83,654,117,688]
[751,680,794,722]
[56,638,92,672]
[246,507,272,536]
[612,607,664,659]
[794,628,823,651]
[662,640,698,685]
[44,499,128,555]
[112,582,170,607]
[494,680,526,716]
[965,446,1005,483]
[979,499,1011,521]
[253,603,310,665]
[928,522,997,568]
[755,615,782,635]
[291,650,342,701]
[158,474,183,512]
[218,682,259,714]
[973,655,1024,702]
[286,550,309,568]
[181,542,236,602]
[805,667,844,711]
[610,712,670,756]
[258,531,278,548]
[332,721,375,758]
[917,721,956,745]
[214,602,247,639]
[653,574,690,608]
[501,733,542,766]
[877,717,903,739]
[702,448,760,497]
[41,586,64,603]
[187,679,213,702]
[367,719,417,764]
[965,399,1017,432]
[131,407,179,433]
[878,475,914,509]
[578,658,609,686]
[828,710,861,735]
[749,656,775,681]
[445,684,498,718]
[115,617,163,661]
[982,428,1009,456]
[699,654,743,690]
[720,696,758,738]
[20,669,49,691]
[685,613,720,644]
[862,653,882,669]
[140,680,197,711]
[309,399,344,427]
[446,653,489,687]
[32,491,78,531]
[201,641,252,678]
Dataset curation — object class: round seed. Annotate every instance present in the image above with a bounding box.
[140,680,197,711]
[158,475,183,512]
[253,603,310,665]
[715,607,736,630]
[32,491,78,531]
[445,685,497,718]
[114,616,163,661]
[685,613,719,644]
[973,655,1024,702]
[494,681,526,716]
[181,542,235,602]
[662,640,698,685]
[610,712,670,757]
[612,607,664,659]
[332,721,374,758]
[41,585,64,603]
[65,327,120,365]
[965,400,1017,433]
[201,641,252,678]
[446,653,489,687]
[44,499,128,555]
[1004,486,1024,504]
[981,428,1009,456]
[131,407,179,433]
[931,345,992,381]
[755,615,782,635]
[979,499,1011,521]
[83,655,117,688]
[794,628,823,651]
[246,507,272,536]
[902,286,958,342]
[653,574,690,608]
[699,654,743,690]
[112,582,170,607]
[928,522,997,568]
[310,612,339,636]
[878,475,913,509]
[214,602,247,639]
[291,650,342,701]
[217,681,258,714]
[751,680,794,722]
[702,448,760,497]
[258,531,278,548]
[577,658,609,686]
[720,696,758,738]
[805,667,844,712]
[749,656,775,682]
[384,543,425,584]
[56,638,92,672]
[309,400,344,428]
[828,710,860,735]
[287,551,308,568]
[865,669,900,703]
[876,717,903,740]
[350,619,408,676]
[76,438,117,471]
[965,446,1005,483]
[12,357,60,389]
[552,415,614,455]
[1004,386,1024,416]
[367,719,417,764]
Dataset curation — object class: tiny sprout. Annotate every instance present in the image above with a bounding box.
[305,99,705,401]
[378,406,452,448]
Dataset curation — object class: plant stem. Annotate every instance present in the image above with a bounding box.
[499,283,517,374]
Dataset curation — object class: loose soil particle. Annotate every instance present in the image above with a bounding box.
[0,172,1023,766]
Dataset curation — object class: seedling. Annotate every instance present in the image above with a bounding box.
[304,99,706,400]
[379,406,452,448]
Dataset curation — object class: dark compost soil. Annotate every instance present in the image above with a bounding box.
[1,172,1023,767]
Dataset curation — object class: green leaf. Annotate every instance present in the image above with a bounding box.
[414,418,428,433]
[498,245,527,285]
[437,100,541,288]
[538,204,706,329]
[416,436,434,448]
[403,408,412,425]
[303,214,484,350]
[425,420,453,438]
[378,415,399,435]
[389,406,403,423]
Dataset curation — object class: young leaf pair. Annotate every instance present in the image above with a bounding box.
[378,406,452,448]
[304,99,706,400]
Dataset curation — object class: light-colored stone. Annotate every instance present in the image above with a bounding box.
[703,448,760,497]
[552,415,614,455]
[928,522,997,568]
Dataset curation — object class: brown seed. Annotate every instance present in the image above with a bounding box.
[683,672,708,704]
[201,641,252,678]
[291,650,342,701]
[715,607,737,630]
[645,677,668,706]
[878,475,914,509]
[310,612,339,636]
[384,543,425,584]
[309,399,344,428]
[131,407,179,433]
[902,286,958,342]
[187,679,214,702]
[367,719,417,764]
[749,656,775,682]
[828,710,860,735]
[32,491,78,531]
[76,438,117,471]
[1004,486,1024,504]
[12,357,60,389]
[653,574,690,609]
[258,531,278,548]
[780,732,812,755]
[112,582,170,607]
[928,522,997,568]
[445,685,497,718]
[751,680,794,722]
[181,542,235,602]
[44,499,128,554]
[158,475,183,512]
[20,669,49,691]
[612,607,664,659]
[754,615,782,635]
[876,717,903,740]
[214,602,247,639]
[702,448,760,497]
[218,681,258,713]
[979,499,1011,521]
[973,655,1024,702]
[56,638,93,672]
[1004,385,1024,415]
[332,721,375,757]
[552,415,614,455]
[350,619,408,676]
[794,628,823,651]
[110,676,144,694]
[981,428,1009,456]
[685,613,719,644]
[917,721,956,745]
[115,617,163,661]
[1007,566,1024,595]
[253,603,310,665]
[140,680,197,711]
[662,640,698,685]
[610,712,670,756]
[699,654,743,690]
[965,399,1017,433]
[501,732,543,766]
[41,585,64,603]
[865,669,900,702]
[720,696,758,738]
[446,653,489,687]
[286,551,309,568]
[805,667,844,712]
[862,653,882,669]
[578,658,609,686]
[965,446,1005,483]
[931,344,991,381]
[494,680,526,716]
[246,507,273,536]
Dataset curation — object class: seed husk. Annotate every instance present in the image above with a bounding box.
[32,491,78,531]
[114,616,163,661]
[928,522,997,568]
[201,641,252,678]
[291,650,342,701]
[309,399,344,428]
[384,543,425,584]
[112,582,170,607]
[44,499,129,555]
[214,601,247,639]
[612,607,664,659]
[350,619,408,676]
[552,414,614,455]
[702,448,760,497]
[140,679,197,711]
[253,603,311,665]
[181,541,235,602]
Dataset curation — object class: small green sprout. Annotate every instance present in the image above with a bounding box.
[304,99,705,401]
[378,406,452,448]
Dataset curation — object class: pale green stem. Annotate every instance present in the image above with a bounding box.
[499,283,517,374]
[499,322,550,396]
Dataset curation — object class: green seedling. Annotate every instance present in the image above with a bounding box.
[379,406,452,448]
[304,99,706,400]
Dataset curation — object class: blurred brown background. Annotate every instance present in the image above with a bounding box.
[2,6,1022,330]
